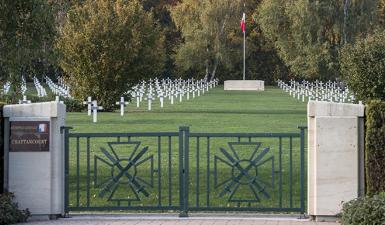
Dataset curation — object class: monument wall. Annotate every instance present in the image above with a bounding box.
[0,104,3,193]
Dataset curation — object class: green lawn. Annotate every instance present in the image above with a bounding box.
[67,86,307,133]
[65,86,307,213]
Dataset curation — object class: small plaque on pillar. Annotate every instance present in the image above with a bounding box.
[10,121,50,152]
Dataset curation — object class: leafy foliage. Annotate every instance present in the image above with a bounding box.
[62,98,84,112]
[56,0,165,111]
[340,193,385,225]
[365,100,385,195]
[340,30,385,101]
[256,0,378,80]
[0,0,56,99]
[0,192,30,225]
[170,0,288,83]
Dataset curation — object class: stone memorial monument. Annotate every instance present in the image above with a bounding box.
[224,80,264,91]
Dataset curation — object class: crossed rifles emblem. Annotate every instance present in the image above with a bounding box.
[95,142,152,201]
[215,142,274,202]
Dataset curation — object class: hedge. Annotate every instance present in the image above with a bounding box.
[340,30,385,102]
[365,100,385,194]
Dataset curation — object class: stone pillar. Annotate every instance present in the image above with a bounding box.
[0,104,4,193]
[3,102,66,218]
[307,101,365,221]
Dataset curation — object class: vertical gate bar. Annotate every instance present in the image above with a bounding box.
[206,137,210,207]
[158,136,162,206]
[168,136,172,206]
[64,128,70,215]
[184,127,190,214]
[196,137,200,207]
[289,137,293,208]
[178,127,185,216]
[116,136,121,207]
[299,127,306,213]
[86,137,90,208]
[76,137,80,207]
[279,137,282,208]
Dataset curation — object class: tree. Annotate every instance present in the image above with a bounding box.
[170,0,242,80]
[256,0,378,80]
[0,0,56,99]
[169,0,289,83]
[56,0,165,110]
[340,30,385,102]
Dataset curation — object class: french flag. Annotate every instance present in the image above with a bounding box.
[240,13,246,33]
[38,124,48,133]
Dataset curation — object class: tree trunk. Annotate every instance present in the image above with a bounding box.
[209,17,227,81]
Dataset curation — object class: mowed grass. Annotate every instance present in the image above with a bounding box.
[64,86,307,212]
[67,86,306,133]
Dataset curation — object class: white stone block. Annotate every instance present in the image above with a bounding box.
[307,100,364,117]
[9,153,51,214]
[4,102,66,216]
[307,101,364,218]
[224,80,264,91]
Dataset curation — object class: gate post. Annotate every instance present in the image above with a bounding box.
[298,126,306,215]
[307,101,365,221]
[3,102,66,218]
[61,126,72,217]
[179,126,189,217]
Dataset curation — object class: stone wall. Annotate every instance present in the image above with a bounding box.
[0,104,3,193]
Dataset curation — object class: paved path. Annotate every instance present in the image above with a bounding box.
[17,215,340,225]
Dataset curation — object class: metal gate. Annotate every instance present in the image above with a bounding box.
[63,126,306,215]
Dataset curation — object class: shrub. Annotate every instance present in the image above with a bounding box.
[63,98,84,112]
[0,192,30,225]
[365,100,385,194]
[340,30,385,102]
[340,194,385,225]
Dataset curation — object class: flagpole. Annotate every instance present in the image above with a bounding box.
[243,22,246,80]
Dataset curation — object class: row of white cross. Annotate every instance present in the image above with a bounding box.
[45,76,71,98]
[277,79,357,103]
[2,81,11,95]
[33,76,47,97]
[82,78,219,123]
[21,76,27,95]
[130,78,219,111]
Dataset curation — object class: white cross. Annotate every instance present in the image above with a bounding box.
[19,95,31,104]
[83,97,93,116]
[91,100,103,123]
[170,89,174,104]
[146,92,154,111]
[179,88,183,102]
[55,96,64,104]
[158,92,164,108]
[116,97,129,116]
[186,86,190,100]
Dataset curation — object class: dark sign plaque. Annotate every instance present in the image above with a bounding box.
[10,121,50,152]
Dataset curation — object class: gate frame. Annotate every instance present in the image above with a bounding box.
[63,126,307,217]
